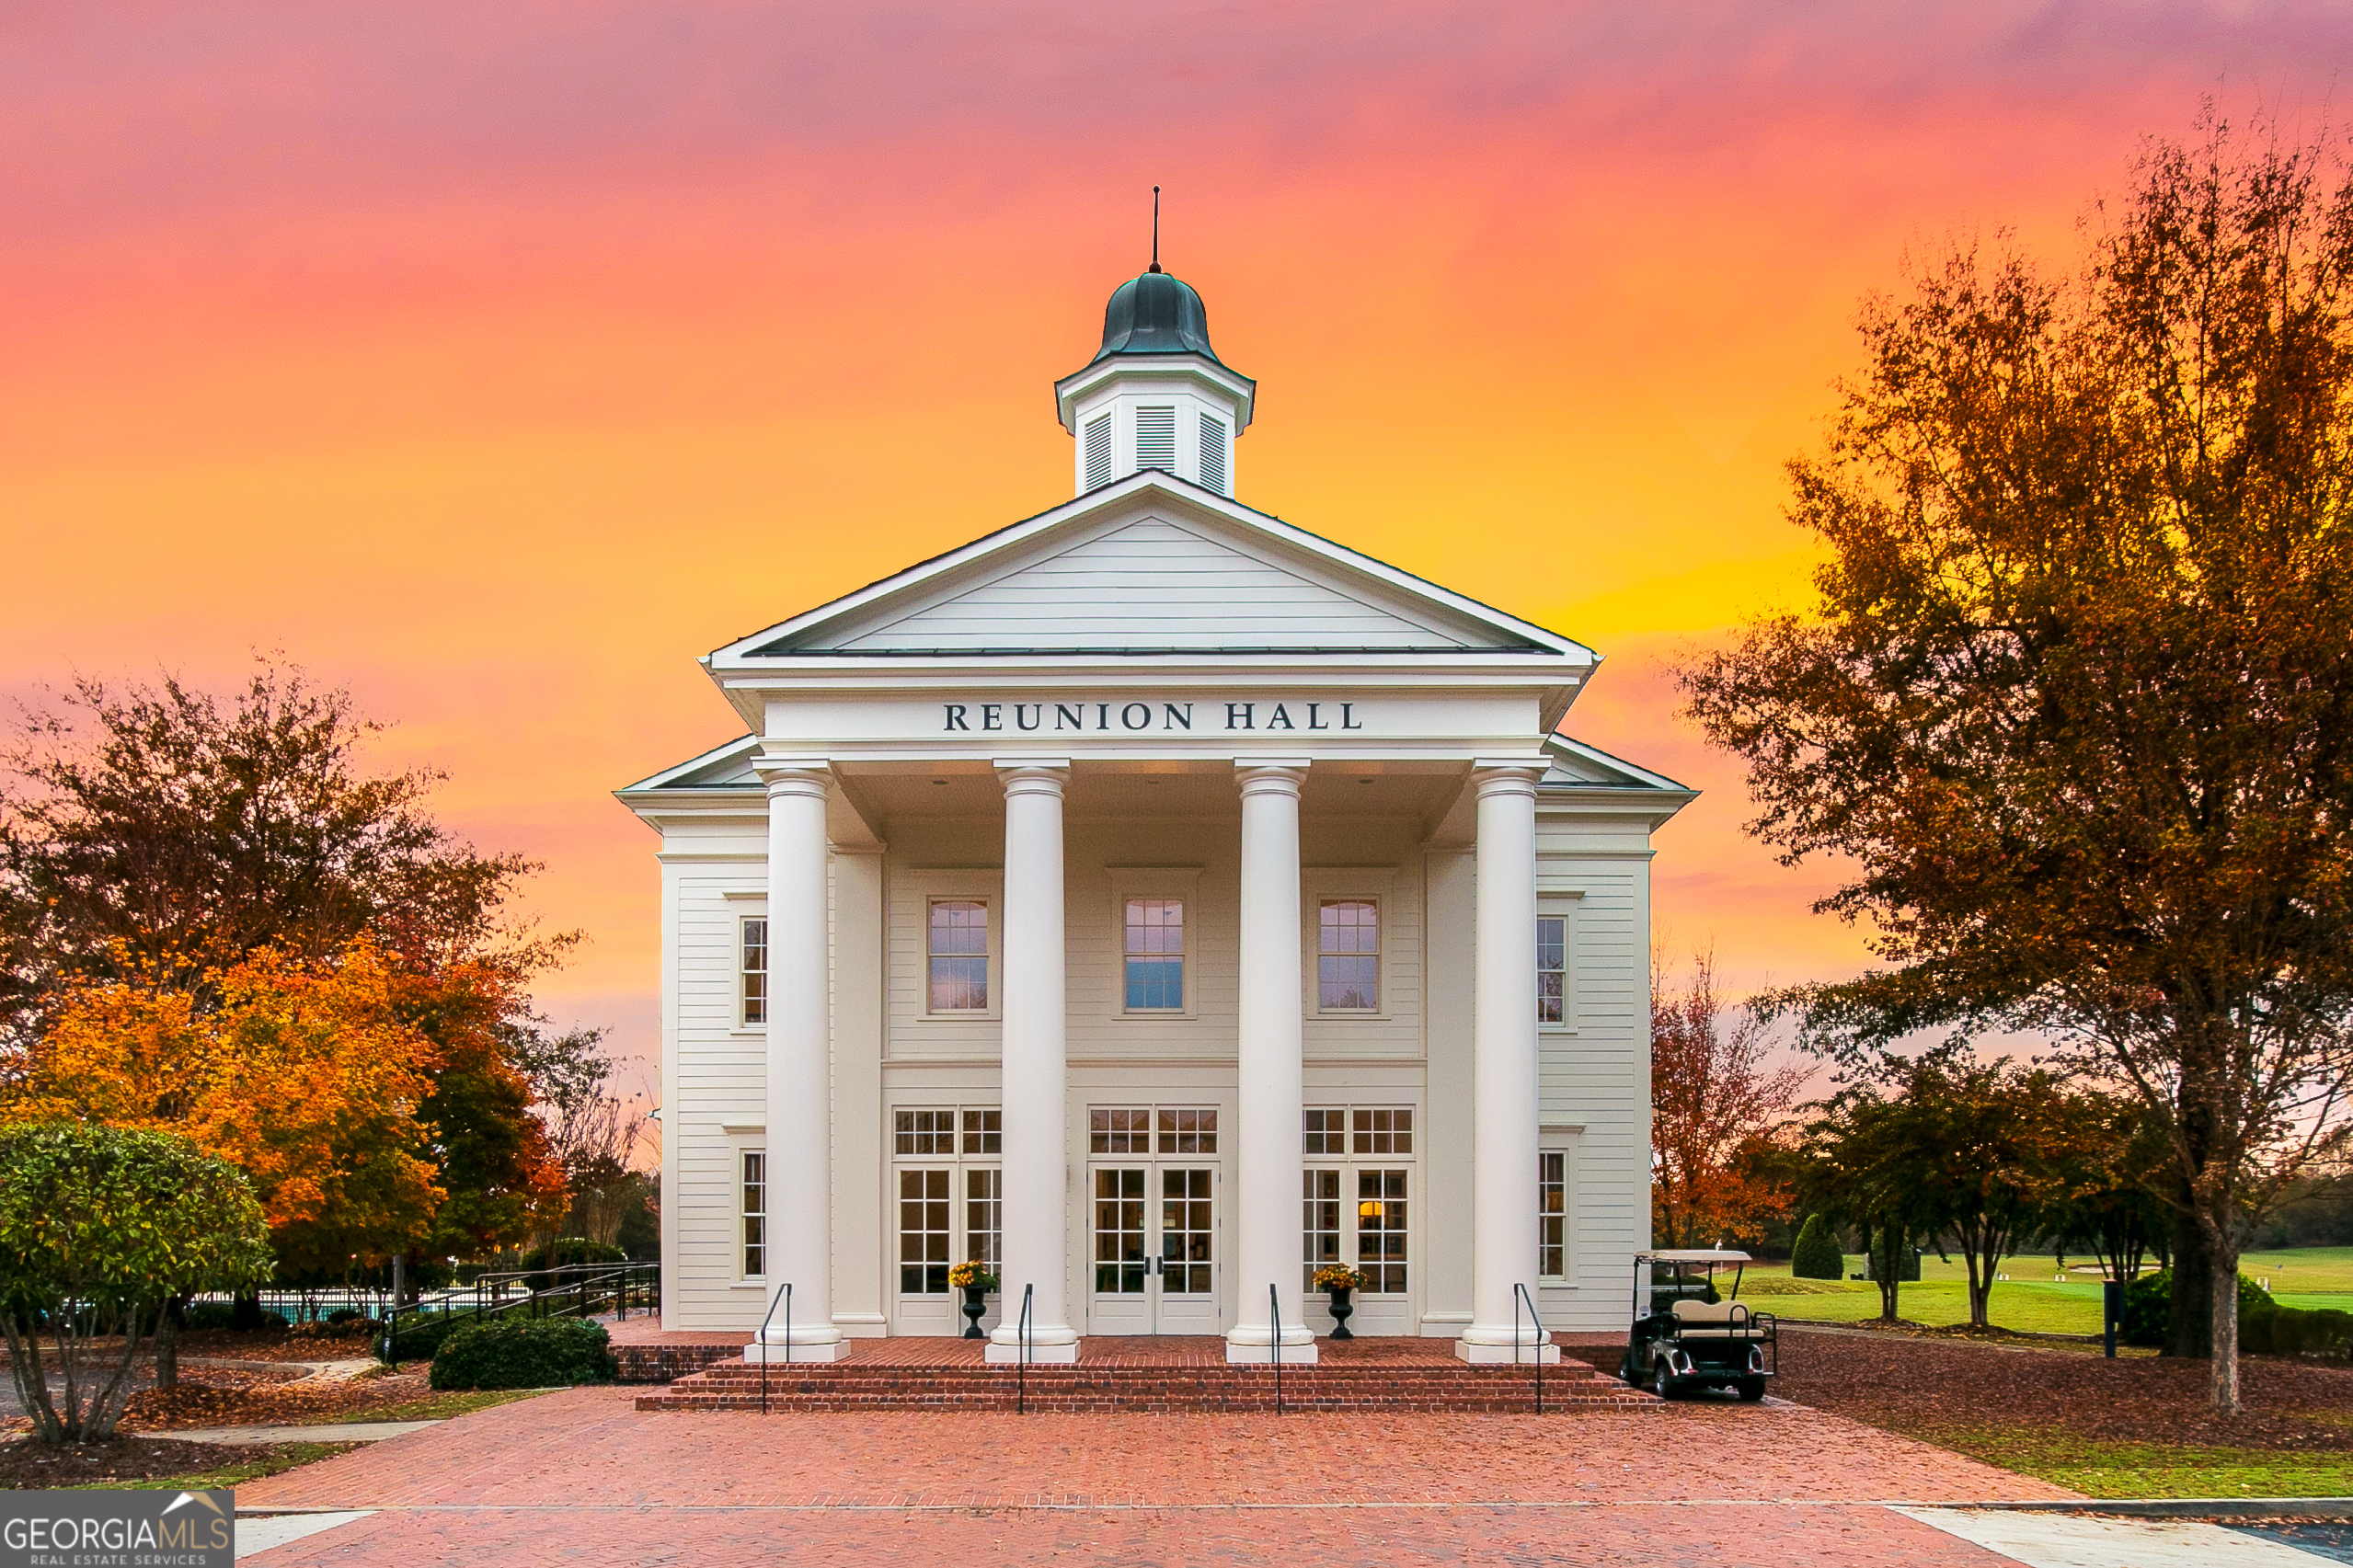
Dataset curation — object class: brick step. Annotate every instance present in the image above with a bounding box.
[635,1360,1656,1413]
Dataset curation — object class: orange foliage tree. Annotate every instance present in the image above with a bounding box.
[6,941,445,1272]
[1650,948,1810,1249]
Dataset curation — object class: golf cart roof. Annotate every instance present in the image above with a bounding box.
[1635,1250,1752,1263]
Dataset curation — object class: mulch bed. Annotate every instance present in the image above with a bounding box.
[120,1368,440,1431]
[0,1433,309,1487]
[1565,1328,2353,1453]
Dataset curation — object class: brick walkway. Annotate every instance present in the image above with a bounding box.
[233,1384,2072,1564]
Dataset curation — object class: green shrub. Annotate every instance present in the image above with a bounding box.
[2241,1302,2353,1359]
[1791,1216,1844,1280]
[390,1310,475,1363]
[429,1317,618,1391]
[2118,1270,2278,1349]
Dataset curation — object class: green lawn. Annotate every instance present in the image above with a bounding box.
[1906,1427,2353,1499]
[1736,1247,2353,1335]
[1739,1255,2106,1334]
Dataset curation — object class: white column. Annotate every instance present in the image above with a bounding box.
[1456,763,1559,1364]
[987,761,1081,1363]
[1226,761,1317,1365]
[748,763,849,1362]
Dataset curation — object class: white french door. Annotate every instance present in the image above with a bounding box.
[1087,1164,1221,1333]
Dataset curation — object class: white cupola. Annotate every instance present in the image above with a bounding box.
[1053,266,1255,498]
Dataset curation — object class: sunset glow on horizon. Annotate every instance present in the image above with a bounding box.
[8,3,2346,1087]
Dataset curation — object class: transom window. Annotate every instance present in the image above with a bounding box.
[740,917,768,1027]
[741,1152,766,1279]
[1123,898,1185,1011]
[927,898,990,1012]
[894,1108,958,1155]
[1540,1150,1567,1279]
[1303,1108,1348,1156]
[961,1108,1001,1154]
[1353,1107,1413,1155]
[1317,898,1381,1010]
[1537,914,1568,1025]
[1157,1107,1217,1154]
[1089,1107,1152,1154]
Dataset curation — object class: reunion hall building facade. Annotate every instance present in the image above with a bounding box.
[619,264,1692,1365]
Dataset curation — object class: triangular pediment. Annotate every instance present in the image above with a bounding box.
[720,475,1583,661]
[829,516,1475,654]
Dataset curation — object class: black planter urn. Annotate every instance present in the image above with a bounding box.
[1326,1286,1356,1340]
[960,1286,990,1339]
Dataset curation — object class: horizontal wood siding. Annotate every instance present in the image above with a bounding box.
[1534,810,1652,1330]
[842,519,1471,651]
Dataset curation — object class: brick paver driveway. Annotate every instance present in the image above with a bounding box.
[236,1385,2072,1564]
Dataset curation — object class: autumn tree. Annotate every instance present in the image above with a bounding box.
[1650,947,1809,1249]
[1900,1058,2074,1329]
[7,943,447,1274]
[1679,107,2353,1413]
[0,656,544,1046]
[2044,1091,2175,1287]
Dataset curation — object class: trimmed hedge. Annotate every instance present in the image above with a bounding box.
[2119,1270,2279,1350]
[429,1317,619,1391]
[2243,1302,2353,1360]
[1791,1216,1844,1280]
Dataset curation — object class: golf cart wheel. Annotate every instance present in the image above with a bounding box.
[1651,1363,1675,1401]
[1736,1378,1766,1402]
[1617,1354,1634,1383]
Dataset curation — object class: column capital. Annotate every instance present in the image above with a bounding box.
[993,759,1071,795]
[754,757,833,799]
[1470,760,1547,799]
[1234,758,1310,796]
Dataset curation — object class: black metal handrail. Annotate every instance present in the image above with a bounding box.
[1514,1282,1549,1414]
[1016,1284,1034,1415]
[1268,1283,1284,1415]
[380,1261,659,1364]
[758,1281,791,1415]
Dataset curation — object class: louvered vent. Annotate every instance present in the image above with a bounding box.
[1084,414,1114,489]
[1135,406,1176,472]
[1199,413,1229,494]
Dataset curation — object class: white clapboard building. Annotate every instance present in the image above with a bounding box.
[618,264,1692,1364]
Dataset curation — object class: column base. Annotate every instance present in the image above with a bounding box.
[1452,1333,1561,1366]
[743,1334,853,1365]
[984,1331,1081,1365]
[1224,1328,1318,1365]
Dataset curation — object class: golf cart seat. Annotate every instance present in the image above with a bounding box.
[1669,1297,1764,1339]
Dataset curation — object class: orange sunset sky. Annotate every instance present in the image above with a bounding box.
[6,3,2347,1099]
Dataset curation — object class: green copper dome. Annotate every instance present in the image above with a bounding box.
[1093,269,1232,368]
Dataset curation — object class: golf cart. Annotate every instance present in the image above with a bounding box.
[1621,1249,1776,1402]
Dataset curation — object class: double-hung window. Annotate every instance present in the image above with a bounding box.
[1539,1150,1568,1280]
[1123,898,1184,1011]
[1536,914,1567,1024]
[1317,898,1380,1011]
[927,899,989,1012]
[740,917,768,1027]
[741,1152,767,1278]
